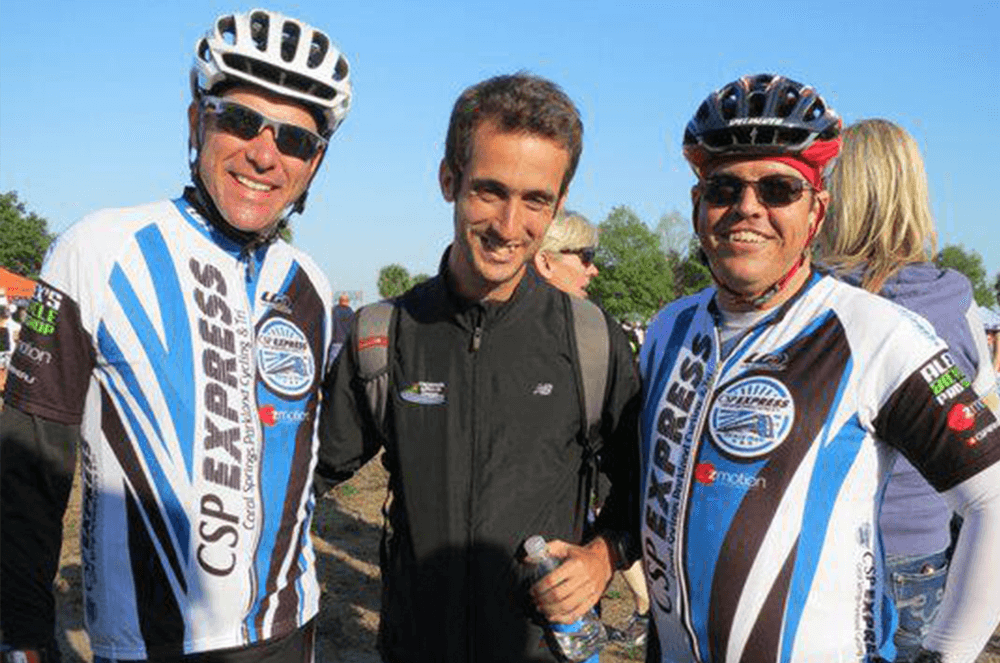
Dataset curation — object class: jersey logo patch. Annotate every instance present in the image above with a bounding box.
[256,318,314,397]
[400,381,446,405]
[709,376,794,459]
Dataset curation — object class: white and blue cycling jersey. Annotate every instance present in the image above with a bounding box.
[4,194,332,659]
[638,272,1000,663]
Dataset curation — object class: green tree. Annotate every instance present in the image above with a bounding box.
[935,244,994,307]
[377,264,412,298]
[672,236,713,299]
[0,191,54,279]
[994,271,1000,308]
[410,273,432,287]
[589,206,674,322]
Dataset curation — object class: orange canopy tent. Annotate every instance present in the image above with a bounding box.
[0,268,38,300]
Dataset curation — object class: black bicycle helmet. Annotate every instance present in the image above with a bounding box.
[683,74,840,170]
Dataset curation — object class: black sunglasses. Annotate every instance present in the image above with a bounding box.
[561,247,597,266]
[201,96,327,161]
[700,174,814,207]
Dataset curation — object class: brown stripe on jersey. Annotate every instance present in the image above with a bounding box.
[101,387,188,593]
[704,313,850,661]
[739,542,797,663]
[256,264,326,633]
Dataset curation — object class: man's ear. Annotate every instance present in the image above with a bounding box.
[690,185,702,234]
[810,189,830,238]
[439,159,457,202]
[187,102,200,153]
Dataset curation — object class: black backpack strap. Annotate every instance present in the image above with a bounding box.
[354,300,395,426]
[566,295,610,538]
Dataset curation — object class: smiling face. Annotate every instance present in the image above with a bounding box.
[694,159,828,311]
[191,87,323,234]
[441,121,570,302]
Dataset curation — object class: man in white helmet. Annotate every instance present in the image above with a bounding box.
[1,10,351,662]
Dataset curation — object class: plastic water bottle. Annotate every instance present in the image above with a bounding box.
[524,535,607,662]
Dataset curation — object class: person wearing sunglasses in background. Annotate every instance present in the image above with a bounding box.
[816,118,999,662]
[532,209,601,299]
[637,74,1000,662]
[1,10,351,663]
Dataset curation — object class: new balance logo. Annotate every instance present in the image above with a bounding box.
[533,383,553,396]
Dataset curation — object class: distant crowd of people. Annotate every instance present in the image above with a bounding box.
[2,8,1000,663]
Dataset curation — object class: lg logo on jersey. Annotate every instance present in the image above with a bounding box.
[261,291,292,314]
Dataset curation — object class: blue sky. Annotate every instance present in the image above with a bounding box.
[2,1,997,306]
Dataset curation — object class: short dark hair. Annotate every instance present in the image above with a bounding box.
[444,72,583,198]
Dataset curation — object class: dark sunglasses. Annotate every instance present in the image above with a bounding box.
[700,174,814,207]
[561,247,597,266]
[201,96,327,161]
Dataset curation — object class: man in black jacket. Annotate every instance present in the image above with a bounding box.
[317,73,641,662]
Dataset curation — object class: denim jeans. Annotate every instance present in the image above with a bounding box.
[886,549,949,663]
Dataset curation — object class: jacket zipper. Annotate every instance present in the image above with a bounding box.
[466,306,483,660]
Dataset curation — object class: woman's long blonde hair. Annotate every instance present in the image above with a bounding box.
[818,118,937,293]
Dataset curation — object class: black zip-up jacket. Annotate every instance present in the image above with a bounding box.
[317,250,641,663]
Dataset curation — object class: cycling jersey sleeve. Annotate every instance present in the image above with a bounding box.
[923,461,1000,662]
[874,349,1000,491]
[0,406,79,649]
[314,321,385,496]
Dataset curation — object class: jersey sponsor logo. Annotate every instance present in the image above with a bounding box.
[7,362,36,385]
[854,550,879,658]
[918,351,970,405]
[741,351,789,372]
[261,291,293,315]
[258,403,309,426]
[22,284,64,336]
[644,331,712,618]
[709,376,794,459]
[256,318,315,397]
[946,390,999,447]
[15,339,52,364]
[532,382,553,396]
[399,381,446,405]
[693,461,766,490]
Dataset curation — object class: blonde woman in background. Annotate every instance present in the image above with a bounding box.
[818,118,997,662]
[533,209,601,298]
[534,211,652,648]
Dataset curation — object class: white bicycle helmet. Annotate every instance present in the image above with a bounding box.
[192,9,351,137]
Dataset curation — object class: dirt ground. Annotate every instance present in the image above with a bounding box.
[36,457,1000,662]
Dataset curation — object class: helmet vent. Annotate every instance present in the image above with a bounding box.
[804,99,825,122]
[309,34,329,68]
[776,89,799,118]
[748,92,766,118]
[218,16,237,46]
[334,55,349,82]
[249,13,269,51]
[281,22,300,62]
[720,88,739,120]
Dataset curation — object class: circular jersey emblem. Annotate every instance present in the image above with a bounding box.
[256,318,315,398]
[708,376,795,459]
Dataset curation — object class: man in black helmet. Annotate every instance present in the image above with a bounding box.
[637,74,1000,663]
[1,9,351,663]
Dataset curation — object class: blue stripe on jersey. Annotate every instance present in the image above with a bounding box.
[107,225,196,477]
[780,408,864,663]
[98,327,192,563]
[641,303,698,485]
[684,445,767,660]
[244,388,312,636]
